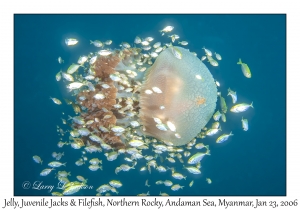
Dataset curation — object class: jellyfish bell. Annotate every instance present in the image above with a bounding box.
[139,46,218,146]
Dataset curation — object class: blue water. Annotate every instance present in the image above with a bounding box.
[14,14,286,196]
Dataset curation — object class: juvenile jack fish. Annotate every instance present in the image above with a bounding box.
[160,26,174,35]
[128,140,145,147]
[56,71,61,81]
[67,82,84,90]
[58,57,64,64]
[63,183,85,195]
[216,132,233,143]
[230,102,253,113]
[61,72,74,82]
[171,184,184,191]
[50,97,62,105]
[40,168,55,176]
[184,166,201,174]
[187,152,208,164]
[90,40,103,47]
[109,180,122,188]
[65,38,78,46]
[178,41,188,46]
[170,46,182,59]
[48,161,66,167]
[98,50,112,56]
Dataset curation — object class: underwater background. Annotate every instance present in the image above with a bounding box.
[14,14,286,196]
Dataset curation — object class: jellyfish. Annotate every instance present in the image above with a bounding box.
[73,46,217,148]
[41,26,254,196]
[139,47,217,146]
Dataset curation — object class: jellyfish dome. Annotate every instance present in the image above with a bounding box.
[139,47,218,146]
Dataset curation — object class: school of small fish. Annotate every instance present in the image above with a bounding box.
[34,25,253,196]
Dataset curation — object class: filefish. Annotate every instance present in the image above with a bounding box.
[241,117,249,131]
[202,47,212,56]
[227,88,237,104]
[215,52,222,60]
[221,113,226,122]
[32,155,43,164]
[55,71,62,81]
[237,58,251,78]
[189,180,194,187]
[213,110,222,121]
[67,64,81,74]
[219,95,227,113]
